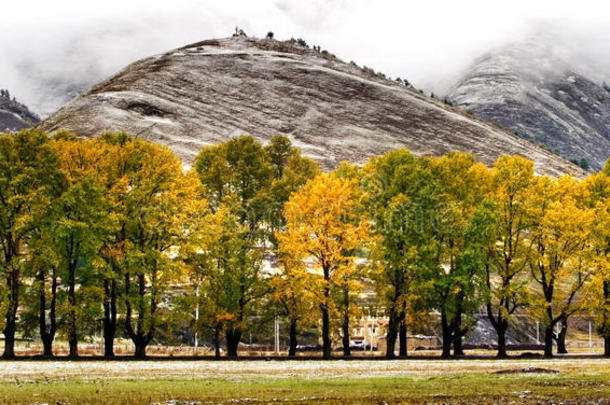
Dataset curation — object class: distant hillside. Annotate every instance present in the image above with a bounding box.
[446,40,610,171]
[41,35,582,177]
[0,89,40,132]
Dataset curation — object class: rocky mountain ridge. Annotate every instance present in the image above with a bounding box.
[446,40,610,171]
[0,89,40,132]
[40,35,582,176]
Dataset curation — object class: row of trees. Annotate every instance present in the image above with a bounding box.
[1,129,610,359]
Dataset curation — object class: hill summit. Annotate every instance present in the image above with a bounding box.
[446,39,610,171]
[41,35,581,176]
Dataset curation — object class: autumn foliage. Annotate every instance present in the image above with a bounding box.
[2,128,610,359]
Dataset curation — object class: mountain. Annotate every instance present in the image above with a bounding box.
[40,35,582,176]
[0,89,40,132]
[446,40,610,171]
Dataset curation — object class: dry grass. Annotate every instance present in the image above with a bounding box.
[2,358,610,381]
[0,358,609,404]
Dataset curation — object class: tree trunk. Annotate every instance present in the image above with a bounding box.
[544,324,554,358]
[39,266,57,357]
[385,306,398,359]
[68,335,78,358]
[225,295,244,358]
[214,324,221,359]
[321,304,331,359]
[124,272,155,360]
[543,302,555,358]
[399,312,407,358]
[441,310,452,358]
[2,318,16,359]
[103,279,117,357]
[496,322,508,359]
[453,331,464,357]
[129,335,151,359]
[38,268,47,353]
[556,316,568,354]
[42,337,54,357]
[603,281,610,357]
[342,326,351,356]
[342,290,351,357]
[321,264,332,360]
[288,319,297,357]
[134,338,147,359]
[68,259,78,359]
[226,328,241,357]
[2,266,19,359]
[453,292,465,357]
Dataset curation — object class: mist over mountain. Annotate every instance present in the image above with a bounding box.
[5,1,610,121]
[40,35,581,177]
[446,39,610,171]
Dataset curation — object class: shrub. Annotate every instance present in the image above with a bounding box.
[233,27,247,37]
[570,157,590,171]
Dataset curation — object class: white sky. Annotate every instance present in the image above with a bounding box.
[2,0,610,115]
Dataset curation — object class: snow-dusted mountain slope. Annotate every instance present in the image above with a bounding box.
[446,40,610,171]
[0,90,40,133]
[41,36,582,176]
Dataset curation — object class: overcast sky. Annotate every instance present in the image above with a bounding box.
[2,0,610,116]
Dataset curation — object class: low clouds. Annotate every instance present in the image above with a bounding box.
[2,0,610,116]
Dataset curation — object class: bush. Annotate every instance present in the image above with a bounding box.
[233,27,247,37]
[570,157,590,171]
[266,31,274,39]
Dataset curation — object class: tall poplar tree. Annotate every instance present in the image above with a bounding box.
[194,136,272,356]
[527,175,594,357]
[361,149,437,358]
[0,129,64,358]
[430,152,495,358]
[485,155,534,358]
[278,173,367,359]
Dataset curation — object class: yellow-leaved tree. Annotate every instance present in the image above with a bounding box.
[527,175,595,357]
[184,203,257,359]
[269,252,317,357]
[51,133,202,359]
[582,165,610,357]
[486,155,535,358]
[278,173,367,359]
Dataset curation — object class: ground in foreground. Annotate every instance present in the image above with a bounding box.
[1,359,609,404]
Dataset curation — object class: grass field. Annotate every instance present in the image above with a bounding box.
[1,358,610,404]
